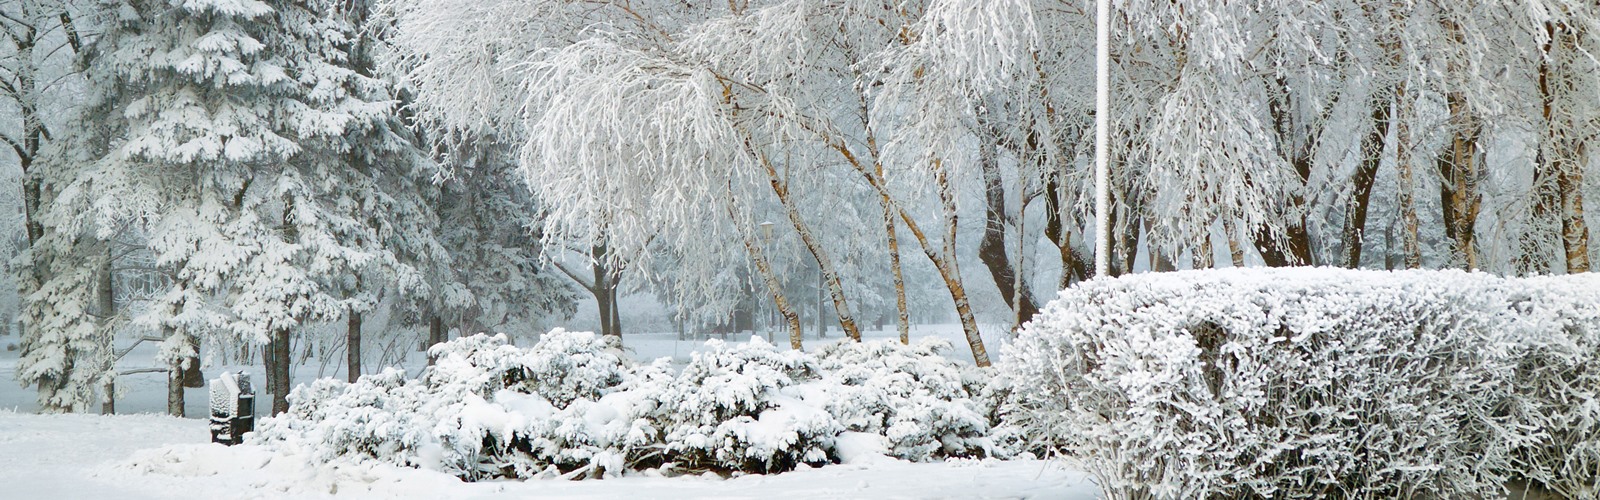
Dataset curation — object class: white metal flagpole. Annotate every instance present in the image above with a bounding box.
[1094,0,1111,278]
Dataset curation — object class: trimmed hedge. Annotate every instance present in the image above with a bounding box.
[1003,268,1599,499]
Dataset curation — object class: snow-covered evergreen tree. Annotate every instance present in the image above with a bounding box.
[21,0,446,413]
[425,134,576,341]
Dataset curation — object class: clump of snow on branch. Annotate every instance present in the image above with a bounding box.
[1003,268,1600,499]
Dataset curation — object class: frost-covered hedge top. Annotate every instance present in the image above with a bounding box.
[1004,268,1600,499]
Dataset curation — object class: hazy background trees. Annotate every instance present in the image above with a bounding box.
[3,0,1596,412]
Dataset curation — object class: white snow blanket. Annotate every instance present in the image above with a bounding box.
[0,410,1099,499]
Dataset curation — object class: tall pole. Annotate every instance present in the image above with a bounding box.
[1093,0,1112,278]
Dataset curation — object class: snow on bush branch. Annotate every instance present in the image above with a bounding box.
[1003,268,1600,499]
[250,329,1006,480]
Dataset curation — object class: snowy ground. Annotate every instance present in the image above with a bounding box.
[0,411,1097,499]
[0,325,1100,499]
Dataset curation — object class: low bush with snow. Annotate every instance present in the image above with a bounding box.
[252,329,997,480]
[810,339,991,461]
[655,338,839,472]
[1004,268,1600,499]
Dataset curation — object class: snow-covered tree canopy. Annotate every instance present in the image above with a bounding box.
[374,0,1600,368]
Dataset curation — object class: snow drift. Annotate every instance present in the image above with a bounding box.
[1004,268,1600,499]
[250,329,1002,480]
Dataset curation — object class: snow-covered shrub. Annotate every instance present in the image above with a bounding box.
[254,331,647,480]
[254,329,1015,480]
[252,369,436,468]
[427,329,627,407]
[810,338,990,461]
[654,337,839,473]
[1004,268,1600,499]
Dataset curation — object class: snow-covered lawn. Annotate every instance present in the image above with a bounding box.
[0,410,1097,499]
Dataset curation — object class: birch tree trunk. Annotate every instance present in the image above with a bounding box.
[1527,20,1568,275]
[1560,142,1590,273]
[1549,21,1591,274]
[1436,90,1482,270]
[727,197,806,349]
[883,189,910,345]
[1192,230,1214,270]
[742,226,803,349]
[889,160,991,366]
[1395,82,1422,269]
[753,144,862,341]
[1225,218,1245,267]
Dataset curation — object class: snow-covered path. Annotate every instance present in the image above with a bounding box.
[0,410,1099,499]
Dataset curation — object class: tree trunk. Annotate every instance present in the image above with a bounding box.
[1560,142,1589,273]
[817,139,985,362]
[726,195,805,349]
[425,314,444,365]
[1262,73,1323,269]
[1113,201,1142,276]
[101,379,114,415]
[347,309,361,383]
[888,160,991,366]
[96,248,118,412]
[609,283,621,337]
[1147,221,1176,272]
[1526,23,1565,275]
[1043,175,1088,287]
[1192,228,1214,269]
[741,226,804,350]
[180,336,203,388]
[755,148,862,341]
[883,180,911,345]
[1541,20,1590,274]
[815,267,826,338]
[1395,82,1421,269]
[977,144,1039,326]
[592,246,618,340]
[165,326,185,417]
[1225,219,1245,267]
[1436,89,1482,270]
[267,329,291,415]
[1343,95,1392,268]
[168,367,185,417]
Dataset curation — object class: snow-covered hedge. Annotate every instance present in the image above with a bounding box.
[251,331,998,480]
[1004,268,1600,499]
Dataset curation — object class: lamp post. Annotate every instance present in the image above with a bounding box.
[1094,0,1111,278]
[759,221,775,342]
